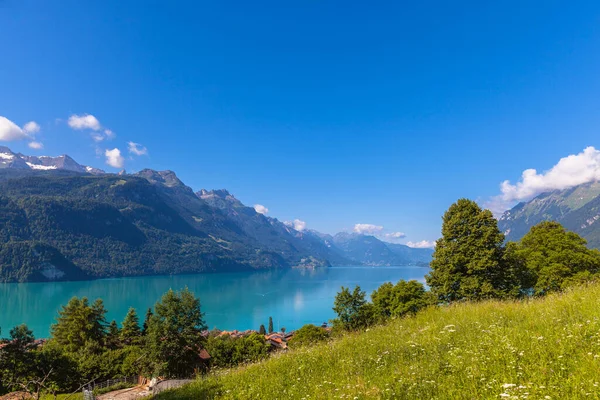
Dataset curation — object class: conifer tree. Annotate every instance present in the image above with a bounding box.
[51,297,108,352]
[121,307,141,345]
[142,307,153,335]
[259,324,266,335]
[146,288,207,377]
[106,320,121,349]
[268,317,273,334]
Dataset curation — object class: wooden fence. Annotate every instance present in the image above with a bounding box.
[93,375,139,392]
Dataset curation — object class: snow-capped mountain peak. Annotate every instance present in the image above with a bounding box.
[0,146,105,174]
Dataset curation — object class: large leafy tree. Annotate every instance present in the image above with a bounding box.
[146,288,208,377]
[426,199,520,301]
[332,286,376,331]
[505,221,600,294]
[51,297,108,352]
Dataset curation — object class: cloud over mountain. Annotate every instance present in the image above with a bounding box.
[68,114,114,142]
[68,114,101,130]
[0,116,43,149]
[128,141,148,156]
[406,240,435,249]
[254,204,269,215]
[285,219,307,231]
[487,146,600,214]
[353,223,384,234]
[28,141,44,149]
[105,148,124,168]
[384,231,406,239]
[23,121,40,134]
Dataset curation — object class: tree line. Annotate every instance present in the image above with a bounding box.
[4,198,599,397]
[0,288,277,398]
[330,198,600,331]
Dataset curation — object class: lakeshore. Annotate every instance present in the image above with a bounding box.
[0,265,428,337]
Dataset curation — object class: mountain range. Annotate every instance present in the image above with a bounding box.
[0,147,432,282]
[498,181,600,248]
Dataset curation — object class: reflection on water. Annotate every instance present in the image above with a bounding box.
[0,266,428,337]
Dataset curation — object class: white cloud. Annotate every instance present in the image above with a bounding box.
[105,148,124,168]
[128,141,148,156]
[68,114,101,131]
[406,240,435,249]
[68,114,114,142]
[91,133,105,142]
[28,141,44,150]
[0,116,30,141]
[254,204,269,215]
[285,219,307,232]
[487,146,600,214]
[353,223,384,235]
[22,121,40,134]
[381,232,407,242]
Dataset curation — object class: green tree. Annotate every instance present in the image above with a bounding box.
[370,282,395,319]
[268,317,273,334]
[288,324,329,348]
[0,324,35,391]
[146,288,208,377]
[332,286,376,331]
[50,297,108,352]
[106,320,121,349]
[259,324,266,335]
[426,199,520,301]
[142,307,153,335]
[121,307,141,345]
[505,221,600,294]
[371,280,428,319]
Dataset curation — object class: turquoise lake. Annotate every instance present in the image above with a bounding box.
[0,266,428,338]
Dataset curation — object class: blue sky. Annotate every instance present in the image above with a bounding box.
[2,1,600,246]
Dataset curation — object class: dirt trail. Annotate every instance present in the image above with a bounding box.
[96,386,151,400]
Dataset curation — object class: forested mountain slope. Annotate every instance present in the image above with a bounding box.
[0,147,432,282]
[498,181,600,248]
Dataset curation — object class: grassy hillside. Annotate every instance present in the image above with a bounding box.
[158,283,600,399]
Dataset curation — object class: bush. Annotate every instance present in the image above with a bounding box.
[371,280,428,319]
[206,333,270,369]
[288,324,329,348]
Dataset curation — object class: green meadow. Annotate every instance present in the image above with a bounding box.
[158,282,600,400]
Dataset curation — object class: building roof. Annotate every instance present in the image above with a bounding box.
[199,348,211,360]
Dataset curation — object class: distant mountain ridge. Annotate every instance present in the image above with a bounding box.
[0,146,104,174]
[498,181,600,248]
[0,147,432,282]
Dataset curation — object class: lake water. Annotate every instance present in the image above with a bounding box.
[0,266,428,338]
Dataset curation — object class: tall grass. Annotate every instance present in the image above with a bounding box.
[158,283,600,399]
